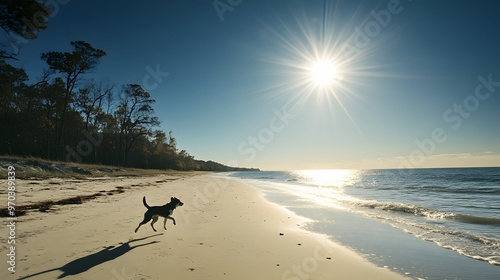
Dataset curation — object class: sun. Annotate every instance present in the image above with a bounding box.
[257,0,384,125]
[309,60,338,87]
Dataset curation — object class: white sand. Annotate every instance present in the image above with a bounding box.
[2,174,409,279]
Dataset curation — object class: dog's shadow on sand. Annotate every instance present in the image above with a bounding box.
[18,233,163,279]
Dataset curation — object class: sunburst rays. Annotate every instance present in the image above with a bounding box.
[255,1,398,132]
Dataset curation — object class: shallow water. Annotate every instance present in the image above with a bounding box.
[221,168,500,279]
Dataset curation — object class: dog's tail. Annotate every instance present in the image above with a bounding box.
[142,196,150,209]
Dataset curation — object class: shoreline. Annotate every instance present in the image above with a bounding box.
[229,172,500,280]
[3,174,408,279]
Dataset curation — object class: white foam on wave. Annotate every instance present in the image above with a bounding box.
[224,172,500,266]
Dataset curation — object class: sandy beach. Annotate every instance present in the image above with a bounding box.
[2,174,409,280]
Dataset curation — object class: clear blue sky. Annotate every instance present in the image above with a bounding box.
[7,0,500,170]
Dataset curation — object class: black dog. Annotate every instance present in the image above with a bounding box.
[134,196,184,233]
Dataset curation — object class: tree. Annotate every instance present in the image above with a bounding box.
[0,59,28,112]
[75,80,114,131]
[0,60,28,154]
[38,77,66,158]
[0,0,51,60]
[41,41,106,147]
[176,150,200,170]
[115,84,160,166]
[73,80,114,161]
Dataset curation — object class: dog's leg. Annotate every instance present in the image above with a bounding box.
[163,218,168,230]
[134,224,141,233]
[165,216,176,226]
[150,215,159,232]
[135,214,151,233]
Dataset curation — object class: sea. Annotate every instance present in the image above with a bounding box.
[218,167,500,280]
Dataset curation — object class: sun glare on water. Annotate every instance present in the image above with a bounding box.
[285,169,362,210]
[298,169,358,188]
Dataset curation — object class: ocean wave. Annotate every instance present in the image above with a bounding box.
[364,211,500,266]
[410,223,500,266]
[451,213,500,226]
[416,185,500,194]
[233,173,500,267]
[356,200,500,226]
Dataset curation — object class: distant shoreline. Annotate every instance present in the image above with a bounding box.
[0,156,258,180]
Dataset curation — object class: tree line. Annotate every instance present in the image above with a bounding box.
[0,1,257,172]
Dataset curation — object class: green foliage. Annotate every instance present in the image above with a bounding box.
[0,60,28,112]
[115,84,160,166]
[0,47,254,171]
[0,0,51,39]
[41,41,106,76]
[0,2,257,172]
[40,41,107,146]
[0,0,52,59]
